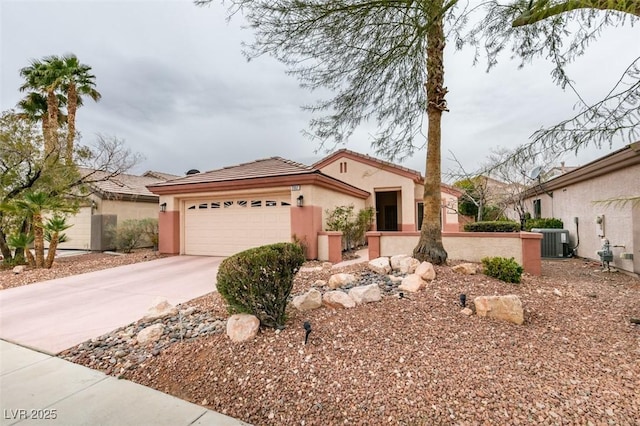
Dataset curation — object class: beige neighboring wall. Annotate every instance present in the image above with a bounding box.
[525,143,640,274]
[98,199,159,221]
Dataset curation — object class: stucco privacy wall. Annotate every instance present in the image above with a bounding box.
[318,156,416,229]
[302,184,367,230]
[366,231,542,275]
[527,149,639,274]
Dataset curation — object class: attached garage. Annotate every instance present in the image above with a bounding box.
[183,194,292,256]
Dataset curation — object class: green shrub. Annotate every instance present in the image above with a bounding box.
[524,218,563,231]
[481,257,524,283]
[111,219,147,253]
[464,221,520,232]
[216,242,305,329]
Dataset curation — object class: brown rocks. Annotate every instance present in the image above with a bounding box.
[368,257,392,275]
[415,261,436,281]
[452,263,478,275]
[348,284,382,304]
[12,265,25,274]
[328,273,356,289]
[226,314,260,342]
[390,254,411,271]
[399,257,421,274]
[136,323,165,346]
[322,291,356,309]
[292,289,322,311]
[473,295,524,325]
[398,274,427,293]
[143,297,179,321]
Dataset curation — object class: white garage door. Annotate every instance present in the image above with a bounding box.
[184,194,292,256]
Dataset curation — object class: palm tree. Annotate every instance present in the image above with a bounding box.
[44,215,71,268]
[7,232,35,266]
[18,54,100,162]
[12,191,64,268]
[58,54,101,164]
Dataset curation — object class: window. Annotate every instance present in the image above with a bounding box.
[211,202,220,209]
[266,200,277,207]
[187,205,196,210]
[237,200,247,207]
[198,203,208,209]
[223,201,234,208]
[281,201,291,206]
[251,200,262,207]
[339,161,348,173]
[417,202,424,230]
[533,199,542,219]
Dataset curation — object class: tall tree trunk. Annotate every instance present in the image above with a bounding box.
[45,90,59,155]
[33,213,45,268]
[413,5,448,265]
[45,234,59,269]
[0,228,12,261]
[65,83,77,164]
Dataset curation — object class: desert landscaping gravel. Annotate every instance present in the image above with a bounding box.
[5,252,640,425]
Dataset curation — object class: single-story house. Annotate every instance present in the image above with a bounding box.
[57,169,179,250]
[522,141,640,275]
[147,150,461,259]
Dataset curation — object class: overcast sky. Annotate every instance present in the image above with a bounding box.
[1,0,638,179]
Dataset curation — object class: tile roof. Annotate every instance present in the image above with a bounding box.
[79,168,172,199]
[149,157,315,187]
[313,148,423,180]
[142,170,181,181]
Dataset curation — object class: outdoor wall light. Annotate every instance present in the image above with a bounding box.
[160,202,167,212]
[296,195,304,207]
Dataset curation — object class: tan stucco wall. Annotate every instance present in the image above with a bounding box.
[99,199,159,222]
[301,184,367,230]
[526,163,639,274]
[317,234,329,261]
[55,206,92,250]
[320,160,416,228]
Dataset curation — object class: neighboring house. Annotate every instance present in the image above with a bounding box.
[57,169,179,250]
[521,142,640,275]
[147,150,460,259]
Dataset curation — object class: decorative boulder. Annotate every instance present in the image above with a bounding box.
[12,265,25,274]
[390,254,411,271]
[461,308,473,316]
[473,295,524,325]
[368,257,391,275]
[452,263,478,275]
[314,279,327,287]
[388,275,403,283]
[136,324,165,346]
[398,274,426,293]
[348,284,382,304]
[415,261,436,281]
[328,273,356,289]
[292,289,323,311]
[399,257,421,274]
[226,314,260,342]
[323,291,356,309]
[143,297,179,321]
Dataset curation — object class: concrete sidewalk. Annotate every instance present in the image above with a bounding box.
[0,255,222,354]
[0,340,249,426]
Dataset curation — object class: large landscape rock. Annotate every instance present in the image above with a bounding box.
[415,261,436,281]
[323,291,356,309]
[226,314,260,342]
[398,274,426,293]
[292,289,322,311]
[12,265,25,274]
[399,257,421,274]
[328,273,356,289]
[390,254,410,271]
[143,297,179,321]
[349,284,382,304]
[136,324,165,346]
[473,295,524,325]
[452,263,478,275]
[368,257,391,275]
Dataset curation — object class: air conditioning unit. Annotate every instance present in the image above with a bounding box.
[531,228,571,258]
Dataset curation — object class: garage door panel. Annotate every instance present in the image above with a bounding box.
[184,196,291,256]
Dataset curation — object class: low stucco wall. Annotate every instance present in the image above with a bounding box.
[366,231,542,275]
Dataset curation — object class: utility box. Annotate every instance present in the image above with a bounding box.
[531,228,571,258]
[91,214,117,251]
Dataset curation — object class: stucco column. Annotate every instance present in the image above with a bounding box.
[290,206,322,259]
[366,231,382,259]
[158,211,180,254]
[520,232,542,276]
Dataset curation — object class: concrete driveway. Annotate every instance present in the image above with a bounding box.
[0,255,223,354]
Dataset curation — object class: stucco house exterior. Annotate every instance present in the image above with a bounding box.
[521,142,640,275]
[57,170,179,250]
[147,150,460,259]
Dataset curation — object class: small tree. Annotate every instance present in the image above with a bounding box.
[326,205,374,251]
[44,215,71,268]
